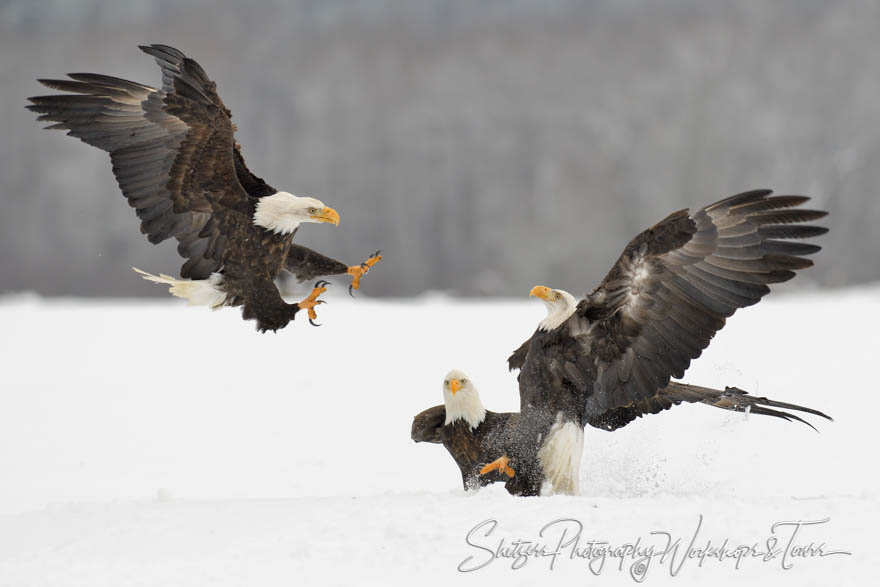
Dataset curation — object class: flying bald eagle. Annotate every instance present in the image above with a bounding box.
[411,370,519,490]
[27,44,381,332]
[480,190,831,496]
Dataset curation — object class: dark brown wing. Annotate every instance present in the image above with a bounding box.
[233,142,277,199]
[590,382,832,432]
[27,44,254,279]
[563,189,828,417]
[411,405,446,443]
[508,339,531,372]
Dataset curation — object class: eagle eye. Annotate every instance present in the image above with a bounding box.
[555,292,562,300]
[308,207,317,214]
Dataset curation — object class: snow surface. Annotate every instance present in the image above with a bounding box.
[0,287,877,586]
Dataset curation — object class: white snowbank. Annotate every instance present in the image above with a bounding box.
[0,287,876,585]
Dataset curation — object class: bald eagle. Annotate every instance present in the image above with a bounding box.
[27,44,381,332]
[480,190,831,496]
[411,370,519,490]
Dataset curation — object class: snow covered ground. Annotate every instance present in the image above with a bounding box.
[0,286,876,586]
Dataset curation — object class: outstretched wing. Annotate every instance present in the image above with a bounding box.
[27,44,256,279]
[507,339,531,372]
[233,141,277,199]
[411,405,446,444]
[589,382,832,432]
[562,189,828,417]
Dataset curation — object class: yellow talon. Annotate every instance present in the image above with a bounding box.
[298,280,329,326]
[480,455,515,478]
[347,250,383,293]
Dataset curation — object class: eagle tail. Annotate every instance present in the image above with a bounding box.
[536,414,584,495]
[666,382,832,432]
[133,268,227,309]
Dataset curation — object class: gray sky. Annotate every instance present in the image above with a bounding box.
[2,0,876,297]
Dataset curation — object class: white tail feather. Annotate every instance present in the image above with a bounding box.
[538,414,584,495]
[132,268,227,309]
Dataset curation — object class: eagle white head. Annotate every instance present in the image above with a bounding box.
[442,369,486,429]
[253,191,340,234]
[530,285,578,331]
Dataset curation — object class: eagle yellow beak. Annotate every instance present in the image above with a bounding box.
[311,206,340,226]
[450,379,462,395]
[529,285,554,301]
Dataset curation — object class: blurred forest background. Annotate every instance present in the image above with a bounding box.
[1,0,877,297]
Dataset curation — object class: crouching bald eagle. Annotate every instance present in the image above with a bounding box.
[480,190,831,496]
[411,370,518,490]
[413,375,829,495]
[27,44,382,332]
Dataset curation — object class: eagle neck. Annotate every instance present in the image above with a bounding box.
[444,390,487,430]
[252,191,303,235]
[538,290,578,331]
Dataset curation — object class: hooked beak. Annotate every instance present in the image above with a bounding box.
[311,206,340,226]
[450,379,462,395]
[529,285,554,301]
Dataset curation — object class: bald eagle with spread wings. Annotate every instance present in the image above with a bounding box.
[27,44,381,332]
[480,190,831,496]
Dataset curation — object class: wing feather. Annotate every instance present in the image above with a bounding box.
[587,382,831,431]
[552,190,827,419]
[27,44,267,279]
[411,405,446,444]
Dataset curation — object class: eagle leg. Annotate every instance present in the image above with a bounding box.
[347,250,383,297]
[480,455,516,478]
[297,280,330,326]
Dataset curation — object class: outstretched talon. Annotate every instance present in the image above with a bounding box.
[480,455,515,478]
[298,280,329,326]
[347,250,383,297]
